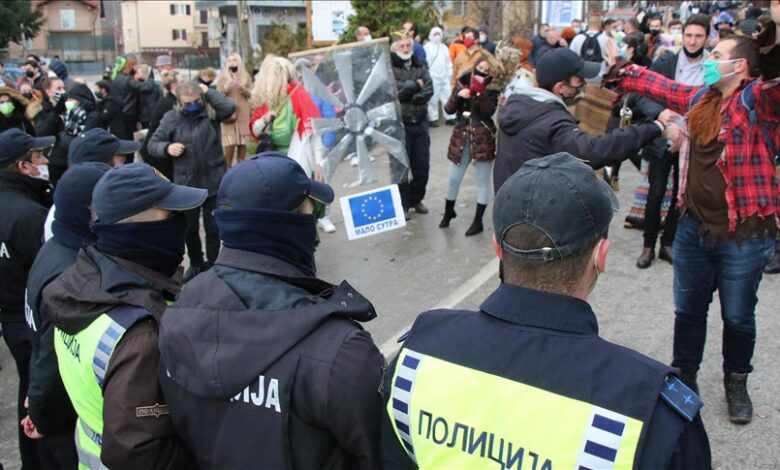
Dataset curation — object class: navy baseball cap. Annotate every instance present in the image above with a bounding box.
[56,162,112,206]
[535,48,601,88]
[68,128,141,166]
[0,128,55,166]
[217,152,335,211]
[494,152,618,261]
[92,163,207,224]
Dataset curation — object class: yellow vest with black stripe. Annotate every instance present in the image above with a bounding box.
[387,307,673,470]
[54,305,154,470]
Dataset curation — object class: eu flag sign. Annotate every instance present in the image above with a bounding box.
[340,184,406,240]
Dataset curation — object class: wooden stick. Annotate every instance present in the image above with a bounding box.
[289,37,390,58]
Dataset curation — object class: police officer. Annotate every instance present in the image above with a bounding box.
[158,153,385,469]
[381,152,711,469]
[42,163,201,469]
[0,128,54,470]
[24,162,110,469]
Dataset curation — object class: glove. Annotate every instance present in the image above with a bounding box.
[756,18,779,81]
[54,96,67,114]
[602,58,634,90]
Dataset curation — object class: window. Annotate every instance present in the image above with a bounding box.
[60,9,76,29]
[200,10,208,25]
[201,32,208,47]
[127,28,133,41]
[172,29,187,40]
[170,3,191,16]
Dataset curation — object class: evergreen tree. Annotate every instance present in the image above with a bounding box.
[342,0,433,42]
[0,1,45,49]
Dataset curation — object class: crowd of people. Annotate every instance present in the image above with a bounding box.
[0,0,779,468]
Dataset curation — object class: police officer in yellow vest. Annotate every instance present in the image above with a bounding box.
[381,152,712,469]
[43,163,202,469]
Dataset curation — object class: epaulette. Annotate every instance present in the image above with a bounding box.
[660,375,703,422]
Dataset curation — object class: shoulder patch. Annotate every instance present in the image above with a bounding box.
[660,375,702,422]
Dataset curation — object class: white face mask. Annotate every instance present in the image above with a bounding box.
[32,163,49,181]
[364,34,372,42]
[431,34,442,44]
[479,34,487,43]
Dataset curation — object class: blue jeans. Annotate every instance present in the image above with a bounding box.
[446,144,493,205]
[672,215,774,374]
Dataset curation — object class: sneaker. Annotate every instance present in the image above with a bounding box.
[318,216,336,233]
[350,155,359,167]
[343,152,356,162]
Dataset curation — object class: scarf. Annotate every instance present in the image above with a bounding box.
[92,213,188,277]
[214,208,317,277]
[64,105,88,136]
[52,187,93,250]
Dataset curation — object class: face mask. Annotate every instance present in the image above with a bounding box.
[463,38,476,48]
[182,102,204,115]
[611,31,625,42]
[616,26,624,33]
[683,45,704,58]
[199,78,212,86]
[229,66,238,73]
[479,34,487,43]
[650,28,661,36]
[54,91,66,103]
[364,34,372,42]
[703,58,739,87]
[561,83,586,106]
[22,92,33,100]
[26,70,35,78]
[64,100,77,112]
[0,102,14,116]
[431,34,442,44]
[618,46,628,59]
[671,30,682,37]
[574,27,582,34]
[474,69,489,78]
[32,164,49,181]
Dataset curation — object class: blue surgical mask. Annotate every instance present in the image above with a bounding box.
[703,58,738,87]
[182,102,204,115]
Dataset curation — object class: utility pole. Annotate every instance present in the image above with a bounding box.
[236,0,254,73]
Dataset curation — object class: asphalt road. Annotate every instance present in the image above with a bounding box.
[2,123,779,469]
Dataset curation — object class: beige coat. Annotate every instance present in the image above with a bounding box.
[451,46,499,88]
[219,77,251,147]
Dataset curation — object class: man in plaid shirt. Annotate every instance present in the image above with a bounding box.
[606,4,780,425]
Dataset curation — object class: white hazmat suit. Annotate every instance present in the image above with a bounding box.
[423,27,455,123]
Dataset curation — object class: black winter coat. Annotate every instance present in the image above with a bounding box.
[97,88,125,136]
[493,88,663,192]
[0,173,50,324]
[114,72,156,116]
[148,89,235,194]
[158,248,385,470]
[140,92,176,180]
[25,237,78,435]
[33,99,64,139]
[391,53,434,124]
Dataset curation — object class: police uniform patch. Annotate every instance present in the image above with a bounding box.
[136,403,169,418]
[660,375,702,422]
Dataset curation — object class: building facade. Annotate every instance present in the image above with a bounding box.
[121,0,219,68]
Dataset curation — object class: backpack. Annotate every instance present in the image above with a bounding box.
[580,32,603,63]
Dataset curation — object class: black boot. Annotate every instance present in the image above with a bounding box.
[724,373,753,424]
[465,203,487,237]
[439,199,457,228]
[671,367,699,394]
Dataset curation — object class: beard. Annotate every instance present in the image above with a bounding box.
[395,50,413,61]
[683,45,704,58]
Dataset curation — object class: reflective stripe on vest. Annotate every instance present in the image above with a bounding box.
[387,348,645,470]
[55,314,132,470]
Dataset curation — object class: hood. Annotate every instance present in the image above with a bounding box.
[0,86,31,108]
[500,88,569,136]
[428,27,443,43]
[159,257,377,399]
[45,246,176,334]
[66,83,96,108]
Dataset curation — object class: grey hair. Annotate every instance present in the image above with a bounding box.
[176,80,203,99]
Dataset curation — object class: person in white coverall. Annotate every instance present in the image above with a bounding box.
[424,27,455,126]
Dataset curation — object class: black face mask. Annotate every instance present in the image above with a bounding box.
[92,213,188,277]
[683,46,704,59]
[199,78,213,86]
[650,29,661,36]
[25,70,35,78]
[229,66,238,73]
[22,92,33,99]
[474,70,489,78]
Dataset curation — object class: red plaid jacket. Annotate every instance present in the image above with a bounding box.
[618,65,780,232]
